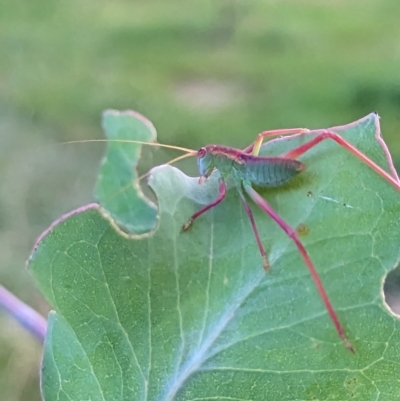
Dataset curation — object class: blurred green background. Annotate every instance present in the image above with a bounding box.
[2,0,400,399]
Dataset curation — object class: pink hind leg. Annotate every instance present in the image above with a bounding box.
[282,130,400,191]
[244,183,355,353]
[245,127,400,189]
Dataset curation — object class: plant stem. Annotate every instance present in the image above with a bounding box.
[0,284,47,343]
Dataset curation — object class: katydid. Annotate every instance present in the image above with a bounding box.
[64,126,400,353]
[181,127,400,353]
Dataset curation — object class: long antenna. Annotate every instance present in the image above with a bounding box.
[61,139,195,154]
[139,152,197,180]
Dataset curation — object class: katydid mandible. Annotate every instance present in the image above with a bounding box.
[179,127,400,353]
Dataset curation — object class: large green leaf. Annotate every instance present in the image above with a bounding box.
[29,112,400,400]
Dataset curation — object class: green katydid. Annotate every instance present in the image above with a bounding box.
[63,123,400,353]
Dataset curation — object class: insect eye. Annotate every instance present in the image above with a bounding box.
[198,147,206,158]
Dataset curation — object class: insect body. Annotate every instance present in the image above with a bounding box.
[197,145,305,186]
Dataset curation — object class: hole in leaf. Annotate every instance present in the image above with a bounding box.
[383,263,400,316]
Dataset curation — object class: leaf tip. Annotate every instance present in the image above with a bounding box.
[26,203,100,268]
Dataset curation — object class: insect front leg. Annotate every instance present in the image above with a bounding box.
[182,179,227,231]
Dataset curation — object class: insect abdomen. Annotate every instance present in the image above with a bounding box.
[246,157,305,187]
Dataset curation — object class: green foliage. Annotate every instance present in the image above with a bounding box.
[95,110,158,234]
[29,112,400,400]
[4,2,400,400]
[3,1,400,159]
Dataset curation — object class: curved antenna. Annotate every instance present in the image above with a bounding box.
[61,139,195,154]
[58,139,198,200]
[92,147,197,206]
[139,151,197,181]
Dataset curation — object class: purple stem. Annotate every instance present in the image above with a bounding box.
[0,284,47,343]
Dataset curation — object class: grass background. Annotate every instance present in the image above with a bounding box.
[1,0,400,399]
